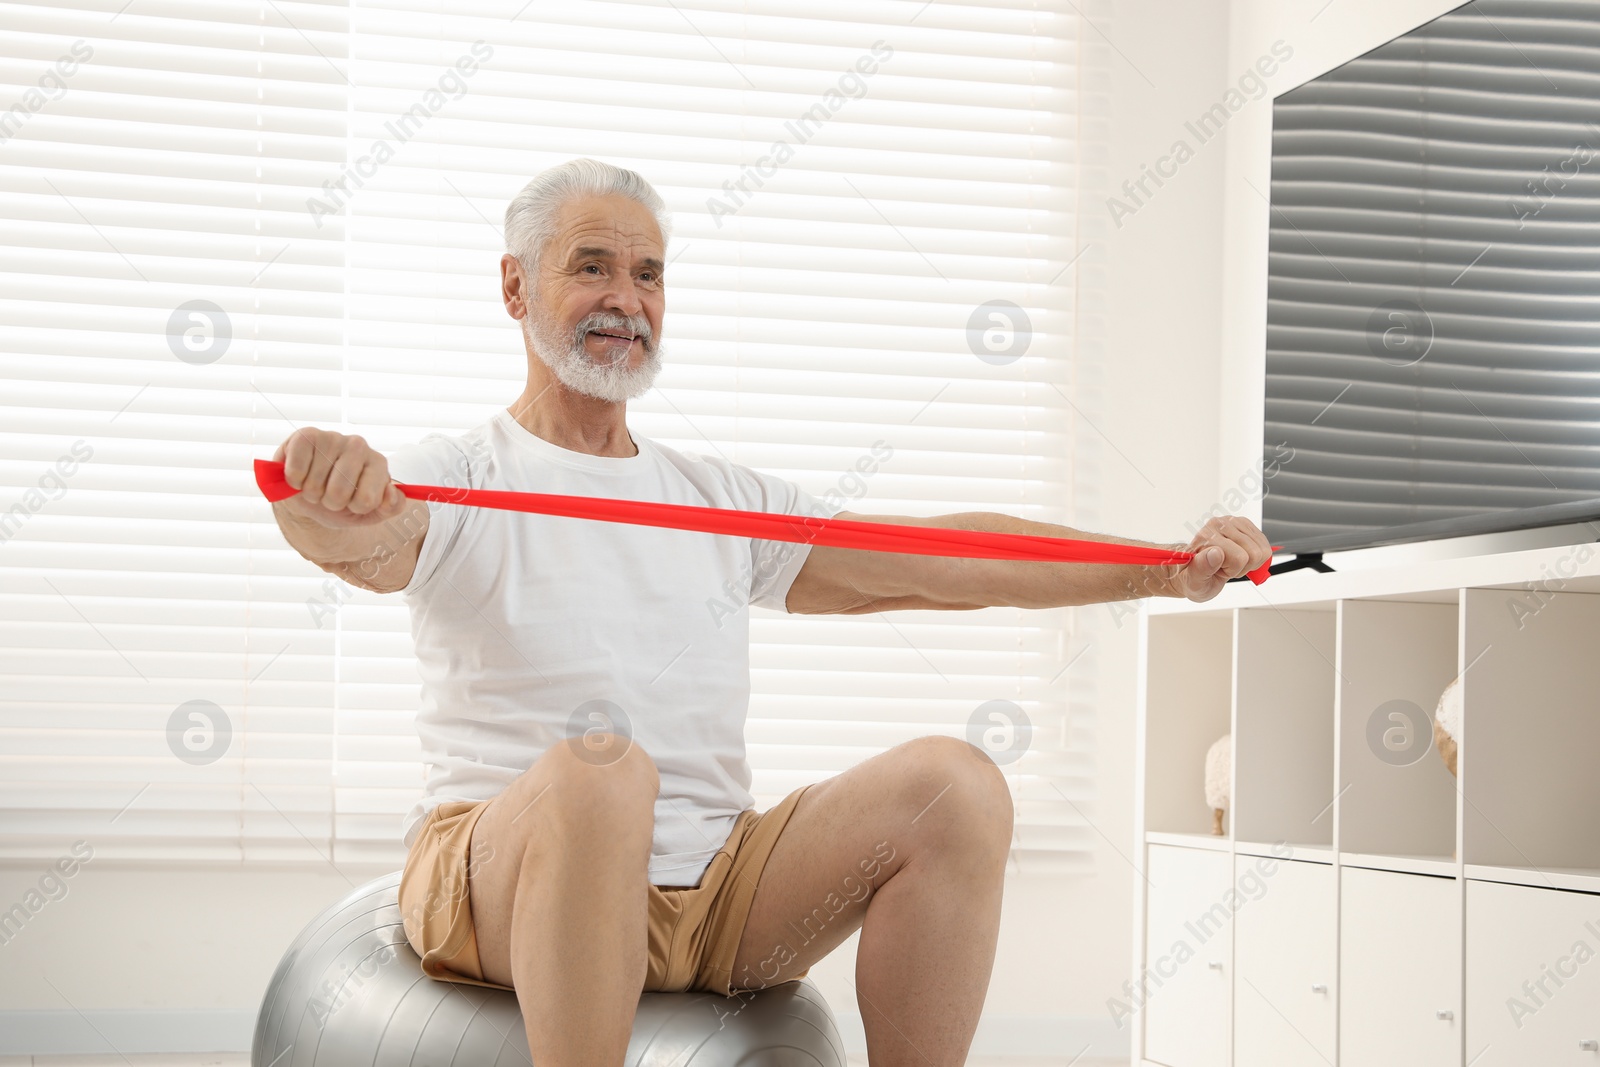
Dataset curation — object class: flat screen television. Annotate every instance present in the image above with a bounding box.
[1261,0,1600,556]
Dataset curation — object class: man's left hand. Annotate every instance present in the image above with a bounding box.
[1165,516,1274,603]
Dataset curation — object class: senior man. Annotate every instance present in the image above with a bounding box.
[267,157,1272,1065]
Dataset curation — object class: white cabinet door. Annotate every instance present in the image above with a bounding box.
[1341,866,1461,1067]
[1467,879,1600,1065]
[1145,845,1233,1067]
[1233,857,1335,1067]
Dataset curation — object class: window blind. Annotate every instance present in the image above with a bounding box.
[0,0,1096,874]
[1263,0,1600,552]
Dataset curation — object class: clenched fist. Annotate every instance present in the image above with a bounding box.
[1165,515,1274,603]
[272,428,409,528]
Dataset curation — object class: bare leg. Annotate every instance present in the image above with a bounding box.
[466,734,658,1065]
[728,735,1013,1065]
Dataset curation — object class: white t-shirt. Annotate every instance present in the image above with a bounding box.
[387,408,841,886]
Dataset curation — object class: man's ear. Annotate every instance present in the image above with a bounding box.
[501,253,529,320]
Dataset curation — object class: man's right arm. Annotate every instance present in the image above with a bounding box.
[270,427,430,595]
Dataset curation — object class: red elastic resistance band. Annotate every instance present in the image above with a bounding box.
[254,459,1274,583]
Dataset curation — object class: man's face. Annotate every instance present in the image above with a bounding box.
[518,194,667,403]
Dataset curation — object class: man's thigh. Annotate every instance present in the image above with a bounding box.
[728,734,1009,991]
[465,734,656,988]
[464,768,552,988]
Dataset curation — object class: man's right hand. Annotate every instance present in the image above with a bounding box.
[273,428,409,529]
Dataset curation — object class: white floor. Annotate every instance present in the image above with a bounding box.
[6,1055,1128,1066]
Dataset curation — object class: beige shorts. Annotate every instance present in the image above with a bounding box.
[397,783,814,998]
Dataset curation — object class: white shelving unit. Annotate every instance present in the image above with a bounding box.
[1131,541,1600,1067]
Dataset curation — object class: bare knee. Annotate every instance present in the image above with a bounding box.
[522,732,660,839]
[898,734,1014,854]
[554,730,659,795]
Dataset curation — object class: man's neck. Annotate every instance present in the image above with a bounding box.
[508,377,638,458]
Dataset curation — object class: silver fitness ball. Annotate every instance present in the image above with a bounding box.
[251,871,847,1066]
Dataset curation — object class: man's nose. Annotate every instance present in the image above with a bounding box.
[601,277,643,317]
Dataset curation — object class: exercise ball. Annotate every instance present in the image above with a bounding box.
[251,871,847,1066]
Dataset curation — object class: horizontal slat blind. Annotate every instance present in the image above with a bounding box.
[2,0,1095,873]
[1263,0,1600,552]
[0,0,350,863]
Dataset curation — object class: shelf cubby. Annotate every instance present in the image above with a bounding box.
[1335,597,1460,865]
[1232,605,1336,850]
[1460,587,1600,877]
[1142,611,1233,838]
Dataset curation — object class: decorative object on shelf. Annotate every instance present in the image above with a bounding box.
[1433,675,1462,777]
[1204,734,1231,835]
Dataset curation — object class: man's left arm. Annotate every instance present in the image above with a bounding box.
[783,512,1273,614]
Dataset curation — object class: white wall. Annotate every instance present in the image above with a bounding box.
[1056,0,1237,1052]
[0,861,391,1051]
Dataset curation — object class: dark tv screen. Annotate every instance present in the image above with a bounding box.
[1262,0,1600,555]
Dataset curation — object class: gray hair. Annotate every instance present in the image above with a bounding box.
[503,158,671,278]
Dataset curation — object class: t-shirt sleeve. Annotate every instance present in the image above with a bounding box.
[386,432,479,596]
[722,462,846,612]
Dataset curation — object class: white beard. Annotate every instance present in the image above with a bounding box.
[524,302,664,404]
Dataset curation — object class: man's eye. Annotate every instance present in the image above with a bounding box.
[583,264,601,275]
